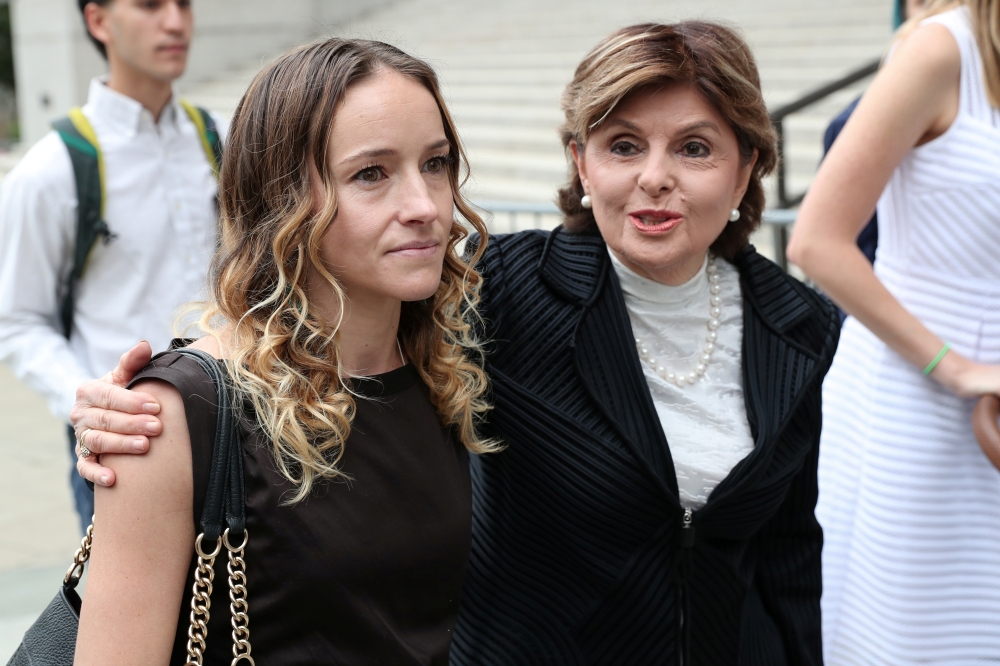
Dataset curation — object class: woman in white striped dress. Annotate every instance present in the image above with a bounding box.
[788,1,1000,662]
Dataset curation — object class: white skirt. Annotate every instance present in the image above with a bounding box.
[817,269,1000,665]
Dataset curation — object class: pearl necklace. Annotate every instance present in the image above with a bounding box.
[634,254,722,387]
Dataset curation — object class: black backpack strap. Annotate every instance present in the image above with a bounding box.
[52,109,112,339]
[180,100,223,177]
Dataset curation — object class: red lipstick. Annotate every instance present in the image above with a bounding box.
[628,209,683,234]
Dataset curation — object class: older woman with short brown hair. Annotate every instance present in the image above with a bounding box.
[72,20,838,666]
[452,21,838,665]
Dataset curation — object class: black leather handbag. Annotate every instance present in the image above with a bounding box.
[6,348,252,666]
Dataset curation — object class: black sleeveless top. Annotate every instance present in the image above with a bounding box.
[132,346,471,665]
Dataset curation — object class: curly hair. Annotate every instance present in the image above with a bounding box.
[200,38,497,503]
[557,21,778,259]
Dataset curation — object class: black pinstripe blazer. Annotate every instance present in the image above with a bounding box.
[450,228,840,666]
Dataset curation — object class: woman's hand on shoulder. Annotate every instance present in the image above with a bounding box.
[74,378,196,665]
[71,341,160,487]
[72,336,224,487]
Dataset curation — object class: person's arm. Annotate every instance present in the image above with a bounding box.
[786,23,1000,398]
[0,136,93,419]
[74,378,195,665]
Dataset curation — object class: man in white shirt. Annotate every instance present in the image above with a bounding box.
[0,0,225,532]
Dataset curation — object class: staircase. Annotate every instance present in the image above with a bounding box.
[181,0,893,211]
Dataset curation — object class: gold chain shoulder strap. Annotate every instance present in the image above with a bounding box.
[185,533,221,665]
[225,528,253,664]
[184,530,254,666]
[63,517,94,588]
[176,345,254,665]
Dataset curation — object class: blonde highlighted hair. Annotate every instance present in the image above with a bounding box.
[201,39,497,503]
[898,0,1000,107]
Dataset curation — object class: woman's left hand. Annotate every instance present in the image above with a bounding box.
[932,354,1000,399]
[972,394,1000,472]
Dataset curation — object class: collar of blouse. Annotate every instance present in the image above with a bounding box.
[532,228,840,501]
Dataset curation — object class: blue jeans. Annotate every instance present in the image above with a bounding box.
[67,424,94,535]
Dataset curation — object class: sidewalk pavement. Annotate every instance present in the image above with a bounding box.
[0,364,80,661]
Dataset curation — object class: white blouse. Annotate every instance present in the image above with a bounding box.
[609,250,754,509]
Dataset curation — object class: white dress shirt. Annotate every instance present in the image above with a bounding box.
[0,79,226,419]
[609,250,754,509]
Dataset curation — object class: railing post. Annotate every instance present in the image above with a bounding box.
[775,119,787,209]
[774,224,789,272]
[773,119,790,271]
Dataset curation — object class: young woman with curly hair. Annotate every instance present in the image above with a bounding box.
[71,38,495,665]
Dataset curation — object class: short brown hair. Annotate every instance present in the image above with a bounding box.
[78,0,112,59]
[557,22,777,259]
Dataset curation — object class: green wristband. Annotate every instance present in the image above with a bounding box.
[923,343,951,376]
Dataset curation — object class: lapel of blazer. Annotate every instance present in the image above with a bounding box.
[537,235,832,502]
[540,229,679,498]
[715,246,829,498]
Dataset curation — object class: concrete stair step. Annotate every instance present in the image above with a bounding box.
[461,176,563,204]
[448,103,564,128]
[462,148,567,182]
[459,125,563,153]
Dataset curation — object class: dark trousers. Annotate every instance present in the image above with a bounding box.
[67,424,94,535]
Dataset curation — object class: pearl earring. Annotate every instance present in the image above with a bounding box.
[581,194,592,209]
[728,208,741,222]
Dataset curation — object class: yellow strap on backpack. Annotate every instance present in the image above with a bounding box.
[65,108,106,219]
[179,99,221,176]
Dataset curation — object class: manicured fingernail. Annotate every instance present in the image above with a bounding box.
[130,438,146,453]
[142,403,159,414]
[100,475,109,486]
[145,421,159,434]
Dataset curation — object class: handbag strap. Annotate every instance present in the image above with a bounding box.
[62,519,94,590]
[173,347,246,542]
[171,347,253,666]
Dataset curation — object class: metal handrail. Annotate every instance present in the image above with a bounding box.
[770,57,880,210]
[768,57,881,268]
[769,59,881,124]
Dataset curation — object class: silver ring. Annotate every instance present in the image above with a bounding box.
[78,428,93,457]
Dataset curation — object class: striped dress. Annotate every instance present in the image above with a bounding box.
[817,7,1000,664]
